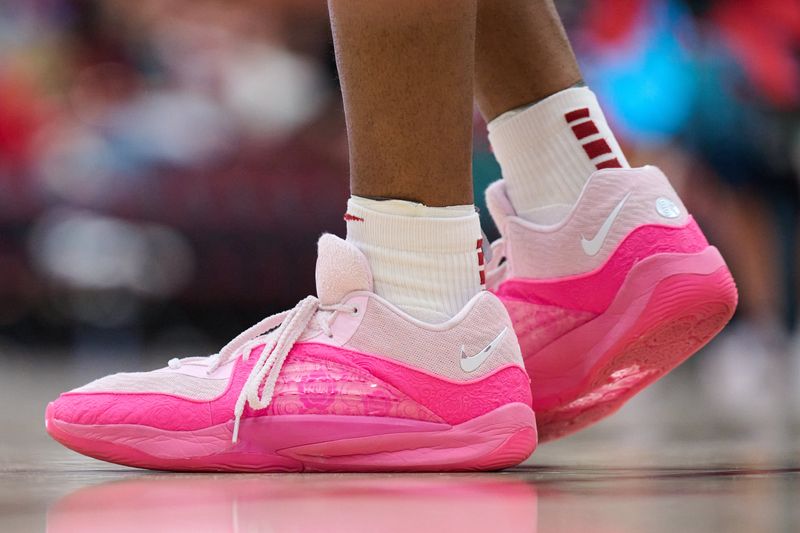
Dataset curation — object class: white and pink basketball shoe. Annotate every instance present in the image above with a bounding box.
[46,234,536,472]
[485,166,738,442]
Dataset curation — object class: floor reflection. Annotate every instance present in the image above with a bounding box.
[46,474,538,533]
[44,462,800,533]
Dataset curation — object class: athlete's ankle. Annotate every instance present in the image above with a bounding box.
[345,195,485,323]
[488,86,629,224]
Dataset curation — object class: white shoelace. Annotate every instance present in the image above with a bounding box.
[167,296,356,443]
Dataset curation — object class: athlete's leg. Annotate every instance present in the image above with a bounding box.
[477,1,737,442]
[43,1,538,472]
[329,0,476,206]
[329,0,486,322]
[475,0,627,224]
[475,0,580,121]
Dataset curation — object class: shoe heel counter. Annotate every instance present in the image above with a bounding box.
[569,165,701,266]
[583,165,689,231]
[499,165,704,280]
[605,165,708,257]
[475,293,533,409]
[621,165,689,227]
[479,292,526,370]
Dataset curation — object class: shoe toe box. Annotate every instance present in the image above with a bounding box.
[45,369,229,431]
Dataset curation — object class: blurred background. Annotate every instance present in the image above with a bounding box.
[0,0,799,436]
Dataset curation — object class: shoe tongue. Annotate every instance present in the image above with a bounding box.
[315,233,373,305]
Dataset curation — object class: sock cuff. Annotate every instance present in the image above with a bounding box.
[487,87,629,221]
[488,86,606,142]
[349,195,475,218]
[345,197,482,254]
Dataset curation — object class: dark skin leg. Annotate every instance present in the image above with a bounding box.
[475,0,582,122]
[328,0,477,206]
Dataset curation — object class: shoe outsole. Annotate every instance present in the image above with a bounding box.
[536,266,736,441]
[45,402,537,472]
[505,247,737,442]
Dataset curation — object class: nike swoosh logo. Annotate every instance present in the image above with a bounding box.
[460,327,508,373]
[580,192,631,256]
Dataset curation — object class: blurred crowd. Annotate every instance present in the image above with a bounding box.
[0,0,349,340]
[1,0,799,416]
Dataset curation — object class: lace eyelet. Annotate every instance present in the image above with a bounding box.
[351,306,359,316]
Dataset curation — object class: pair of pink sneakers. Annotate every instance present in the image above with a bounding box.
[46,166,737,471]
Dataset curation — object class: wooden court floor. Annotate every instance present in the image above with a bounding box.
[2,351,798,532]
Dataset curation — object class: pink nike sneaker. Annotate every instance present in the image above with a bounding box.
[46,234,536,472]
[485,165,738,442]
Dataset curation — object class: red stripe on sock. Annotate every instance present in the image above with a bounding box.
[571,120,599,140]
[564,108,590,123]
[582,138,612,159]
[477,238,486,286]
[343,213,364,222]
[595,157,622,169]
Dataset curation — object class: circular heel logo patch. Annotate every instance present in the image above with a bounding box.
[656,197,681,219]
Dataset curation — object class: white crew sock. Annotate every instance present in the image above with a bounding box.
[345,196,485,323]
[488,86,629,224]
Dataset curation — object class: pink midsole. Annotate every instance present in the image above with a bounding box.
[521,247,732,409]
[46,402,536,471]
